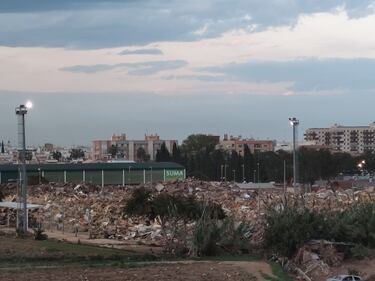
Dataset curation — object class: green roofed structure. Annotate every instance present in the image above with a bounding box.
[0,162,185,186]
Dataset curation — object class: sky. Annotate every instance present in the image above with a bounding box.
[1,0,375,146]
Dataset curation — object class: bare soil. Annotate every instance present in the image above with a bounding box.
[0,263,260,281]
[0,230,274,281]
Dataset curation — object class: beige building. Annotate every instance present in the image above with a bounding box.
[92,134,177,161]
[216,134,275,156]
[304,123,375,155]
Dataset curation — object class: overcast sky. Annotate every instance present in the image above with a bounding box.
[1,0,375,146]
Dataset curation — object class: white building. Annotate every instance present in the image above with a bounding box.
[305,122,375,155]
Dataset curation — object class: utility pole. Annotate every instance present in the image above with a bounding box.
[15,101,32,234]
[241,164,245,182]
[283,160,286,193]
[224,164,228,182]
[289,117,300,188]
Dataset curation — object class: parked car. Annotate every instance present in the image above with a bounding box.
[327,275,363,281]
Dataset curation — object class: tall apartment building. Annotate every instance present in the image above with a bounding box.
[216,134,275,156]
[92,134,177,161]
[304,123,375,155]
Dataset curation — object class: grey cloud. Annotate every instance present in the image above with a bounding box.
[119,48,163,55]
[163,74,225,82]
[60,60,187,75]
[60,64,122,73]
[0,0,373,48]
[200,58,375,92]
[0,0,141,13]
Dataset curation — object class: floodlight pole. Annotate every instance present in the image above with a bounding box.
[289,117,299,188]
[15,104,29,234]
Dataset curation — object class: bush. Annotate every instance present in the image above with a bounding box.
[350,244,372,260]
[33,226,48,240]
[190,205,249,257]
[124,187,152,217]
[264,201,375,258]
[125,188,229,256]
[263,204,330,257]
[338,203,375,247]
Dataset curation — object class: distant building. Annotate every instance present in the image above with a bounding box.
[44,143,54,152]
[92,134,177,162]
[275,141,293,152]
[305,122,375,155]
[216,134,275,156]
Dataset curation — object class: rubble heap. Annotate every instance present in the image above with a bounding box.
[1,180,375,244]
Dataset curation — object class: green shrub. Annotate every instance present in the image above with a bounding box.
[350,244,372,260]
[264,202,375,258]
[124,187,152,217]
[263,205,330,257]
[33,226,48,240]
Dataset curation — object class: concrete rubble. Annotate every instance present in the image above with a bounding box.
[2,179,375,281]
[1,180,375,244]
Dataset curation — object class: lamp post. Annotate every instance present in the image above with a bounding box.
[38,168,41,185]
[289,117,300,188]
[283,160,286,193]
[241,164,245,183]
[15,101,32,234]
[220,165,224,181]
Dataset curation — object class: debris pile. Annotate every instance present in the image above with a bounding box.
[1,179,375,245]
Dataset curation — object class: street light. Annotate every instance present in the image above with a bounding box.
[289,117,299,188]
[128,166,132,185]
[241,164,245,183]
[253,169,256,183]
[358,160,366,176]
[37,168,41,185]
[15,102,32,234]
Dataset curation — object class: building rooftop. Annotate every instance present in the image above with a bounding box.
[0,162,184,172]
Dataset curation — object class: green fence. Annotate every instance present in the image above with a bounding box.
[0,168,185,186]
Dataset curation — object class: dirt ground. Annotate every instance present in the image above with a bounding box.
[0,262,266,281]
[0,230,276,281]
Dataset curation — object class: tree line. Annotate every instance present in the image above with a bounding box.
[156,134,375,184]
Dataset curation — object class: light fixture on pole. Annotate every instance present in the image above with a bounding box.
[15,101,32,234]
[289,117,299,188]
